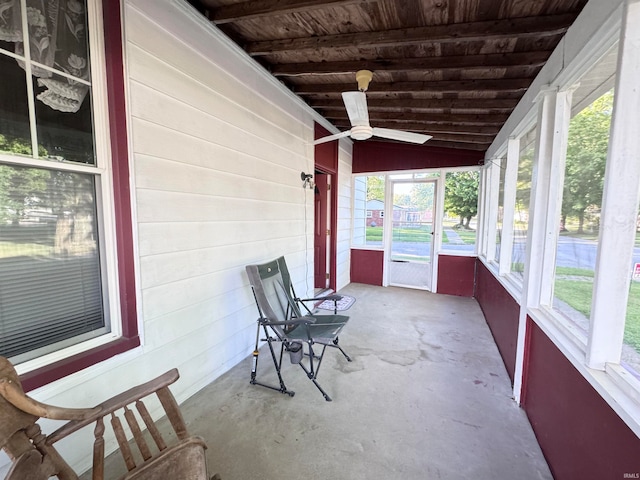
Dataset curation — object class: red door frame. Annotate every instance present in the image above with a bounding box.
[314,172,329,288]
[314,123,339,291]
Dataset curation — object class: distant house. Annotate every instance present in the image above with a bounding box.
[366,199,385,227]
[368,199,423,227]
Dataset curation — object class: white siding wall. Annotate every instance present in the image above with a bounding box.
[336,141,354,290]
[0,0,352,474]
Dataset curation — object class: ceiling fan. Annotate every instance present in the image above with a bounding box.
[313,70,433,146]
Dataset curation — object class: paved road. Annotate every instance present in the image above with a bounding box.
[515,236,640,271]
[371,235,640,272]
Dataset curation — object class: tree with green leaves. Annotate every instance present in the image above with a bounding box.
[444,171,479,229]
[562,90,613,233]
[366,175,384,201]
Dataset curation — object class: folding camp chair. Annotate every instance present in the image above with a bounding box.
[245,256,352,401]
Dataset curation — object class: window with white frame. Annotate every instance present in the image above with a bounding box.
[352,175,384,247]
[510,127,535,280]
[494,155,506,262]
[551,88,614,341]
[443,170,479,254]
[0,0,131,369]
[544,40,640,379]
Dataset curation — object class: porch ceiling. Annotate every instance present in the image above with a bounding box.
[186,0,587,152]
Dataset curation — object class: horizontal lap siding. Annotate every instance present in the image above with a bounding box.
[124,0,318,389]
[0,0,351,475]
[336,143,354,291]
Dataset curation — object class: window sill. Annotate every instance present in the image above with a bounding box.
[18,335,141,392]
[350,245,384,251]
[437,249,477,257]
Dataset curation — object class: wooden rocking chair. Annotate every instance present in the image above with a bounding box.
[0,356,219,480]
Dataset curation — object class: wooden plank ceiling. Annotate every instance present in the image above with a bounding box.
[186,0,588,152]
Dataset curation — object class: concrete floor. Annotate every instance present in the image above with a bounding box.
[105,283,553,479]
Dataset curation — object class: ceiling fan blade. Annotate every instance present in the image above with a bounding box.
[342,91,369,127]
[313,130,352,145]
[372,127,432,144]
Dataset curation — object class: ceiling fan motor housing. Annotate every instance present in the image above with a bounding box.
[351,125,373,140]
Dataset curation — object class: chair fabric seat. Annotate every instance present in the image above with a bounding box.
[286,314,349,344]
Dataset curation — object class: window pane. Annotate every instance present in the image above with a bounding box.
[443,170,478,254]
[353,175,384,247]
[552,91,613,340]
[624,205,640,377]
[0,53,32,156]
[495,156,507,262]
[0,164,106,362]
[35,73,95,164]
[511,127,535,279]
[0,0,22,53]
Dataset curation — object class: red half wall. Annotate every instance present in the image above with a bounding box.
[523,318,640,479]
[437,255,475,297]
[474,260,518,382]
[350,249,384,286]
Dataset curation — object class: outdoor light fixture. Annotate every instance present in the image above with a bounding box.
[301,171,314,189]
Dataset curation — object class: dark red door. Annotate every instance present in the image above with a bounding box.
[314,172,328,289]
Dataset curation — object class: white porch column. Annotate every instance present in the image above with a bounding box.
[513,89,557,402]
[587,0,640,370]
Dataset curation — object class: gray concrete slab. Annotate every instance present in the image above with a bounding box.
[101,284,553,480]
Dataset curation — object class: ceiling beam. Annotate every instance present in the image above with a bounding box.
[209,0,374,24]
[309,98,519,111]
[330,121,499,136]
[246,15,574,55]
[423,140,489,151]
[271,52,549,76]
[331,113,508,124]
[327,110,507,124]
[295,78,531,95]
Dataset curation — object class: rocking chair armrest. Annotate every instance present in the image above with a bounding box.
[0,377,101,421]
[48,369,180,443]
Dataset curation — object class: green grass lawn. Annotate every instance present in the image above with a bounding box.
[366,226,433,242]
[365,225,477,245]
[554,267,640,353]
[0,241,54,258]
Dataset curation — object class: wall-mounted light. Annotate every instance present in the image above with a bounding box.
[301,171,314,189]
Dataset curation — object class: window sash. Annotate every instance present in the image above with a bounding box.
[0,0,119,366]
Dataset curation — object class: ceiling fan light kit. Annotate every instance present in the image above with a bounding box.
[355,69,373,91]
[313,70,432,146]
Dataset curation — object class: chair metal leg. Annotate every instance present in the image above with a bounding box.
[250,324,295,397]
[332,337,352,362]
[297,362,332,402]
[297,343,332,401]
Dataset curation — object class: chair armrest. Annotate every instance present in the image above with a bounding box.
[0,377,101,421]
[48,369,180,443]
[299,294,343,303]
[261,317,316,327]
